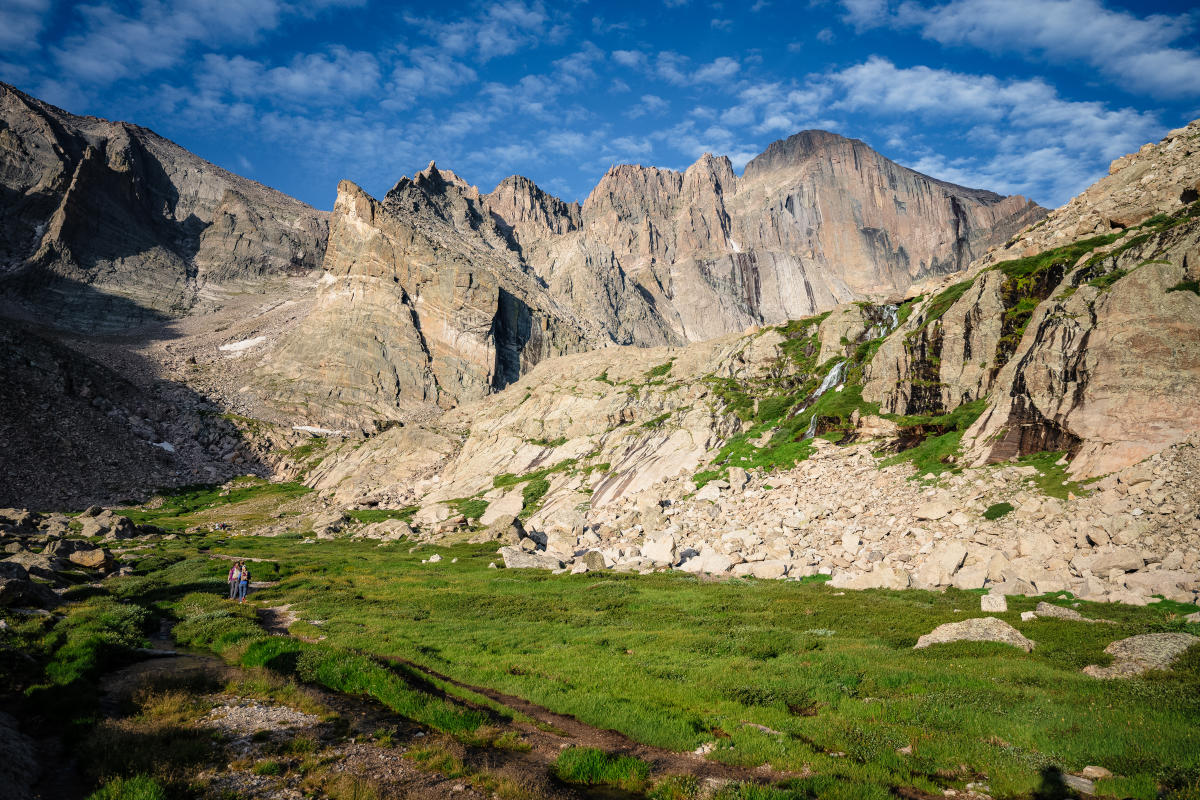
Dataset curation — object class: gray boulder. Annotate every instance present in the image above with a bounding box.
[1083,633,1200,678]
[498,546,562,570]
[914,617,1035,652]
[0,577,60,608]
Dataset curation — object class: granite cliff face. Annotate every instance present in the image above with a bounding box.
[0,81,327,332]
[507,132,1044,344]
[258,132,1041,426]
[255,166,596,427]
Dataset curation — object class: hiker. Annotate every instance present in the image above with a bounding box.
[227,561,240,599]
[238,562,250,603]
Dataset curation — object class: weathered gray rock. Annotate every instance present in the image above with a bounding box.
[642,534,677,566]
[581,550,607,571]
[830,565,910,590]
[1083,633,1200,678]
[498,546,563,570]
[1072,547,1146,575]
[981,593,1007,612]
[0,577,59,608]
[914,617,1035,652]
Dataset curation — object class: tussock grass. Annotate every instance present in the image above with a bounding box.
[554,746,651,790]
[85,775,167,800]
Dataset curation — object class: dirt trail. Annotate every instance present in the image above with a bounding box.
[385,655,794,787]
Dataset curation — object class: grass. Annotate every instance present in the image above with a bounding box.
[646,360,675,379]
[80,533,1199,800]
[345,506,418,525]
[554,746,651,790]
[118,478,311,532]
[1167,279,1200,295]
[447,496,489,522]
[983,502,1015,520]
[86,775,168,800]
[1009,451,1091,500]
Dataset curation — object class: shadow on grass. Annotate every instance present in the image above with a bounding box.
[1032,766,1077,800]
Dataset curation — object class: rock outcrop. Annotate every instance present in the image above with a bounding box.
[255,135,1041,426]
[0,81,327,332]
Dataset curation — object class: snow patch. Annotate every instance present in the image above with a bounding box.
[219,336,267,353]
[151,441,175,453]
[292,425,346,436]
[728,238,742,253]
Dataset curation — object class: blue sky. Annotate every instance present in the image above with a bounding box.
[3,0,1198,211]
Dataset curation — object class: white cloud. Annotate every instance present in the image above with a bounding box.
[199,47,381,104]
[612,49,647,68]
[625,94,669,119]
[388,50,477,108]
[654,51,741,85]
[405,1,549,62]
[828,56,1164,202]
[51,0,291,84]
[0,0,51,53]
[693,56,740,83]
[843,0,1200,98]
[840,0,890,29]
[710,18,733,31]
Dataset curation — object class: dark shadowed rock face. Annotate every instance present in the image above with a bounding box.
[0,81,327,333]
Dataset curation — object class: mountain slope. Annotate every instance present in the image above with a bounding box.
[0,81,328,332]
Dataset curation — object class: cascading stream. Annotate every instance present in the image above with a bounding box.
[803,359,847,439]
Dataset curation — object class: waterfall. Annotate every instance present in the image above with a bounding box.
[803,360,847,440]
[864,303,900,341]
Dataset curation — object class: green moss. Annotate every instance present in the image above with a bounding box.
[520,479,550,519]
[921,279,975,327]
[1087,268,1129,291]
[641,412,673,429]
[346,507,418,525]
[1167,280,1200,296]
[645,360,675,379]
[493,459,578,489]
[526,436,568,448]
[448,497,489,521]
[1010,451,1091,500]
[983,502,1015,520]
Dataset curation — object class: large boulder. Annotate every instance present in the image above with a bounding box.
[1072,547,1145,575]
[498,546,563,570]
[45,538,106,565]
[0,577,60,608]
[0,562,30,581]
[914,542,968,587]
[359,518,414,541]
[1083,633,1200,678]
[471,515,526,545]
[830,565,911,590]
[914,617,1035,652]
[642,533,677,566]
[3,552,66,581]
